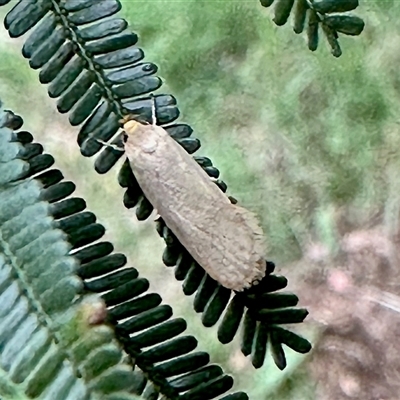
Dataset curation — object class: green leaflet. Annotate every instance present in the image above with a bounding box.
[323,14,365,36]
[0,106,145,400]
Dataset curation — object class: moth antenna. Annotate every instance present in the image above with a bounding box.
[95,139,125,152]
[150,93,157,126]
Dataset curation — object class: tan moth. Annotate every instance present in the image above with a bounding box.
[118,109,267,292]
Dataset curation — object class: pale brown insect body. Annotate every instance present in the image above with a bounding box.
[123,119,267,291]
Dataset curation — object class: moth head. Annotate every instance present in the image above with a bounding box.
[120,114,151,140]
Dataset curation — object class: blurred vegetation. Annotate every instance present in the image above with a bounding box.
[1,0,400,398]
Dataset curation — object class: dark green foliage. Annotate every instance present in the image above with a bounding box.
[313,0,359,14]
[270,330,287,370]
[138,335,198,365]
[250,308,308,324]
[179,375,235,400]
[194,275,219,313]
[170,364,223,392]
[252,322,270,368]
[174,251,194,280]
[244,292,299,310]
[183,262,206,295]
[153,351,210,377]
[77,253,128,279]
[241,310,257,356]
[293,0,308,33]
[324,14,365,36]
[273,0,296,26]
[117,305,173,335]
[273,327,311,353]
[259,0,365,57]
[0,108,147,400]
[202,285,232,327]
[218,295,246,344]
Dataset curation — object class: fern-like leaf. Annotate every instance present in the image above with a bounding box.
[0,0,311,369]
[260,0,365,57]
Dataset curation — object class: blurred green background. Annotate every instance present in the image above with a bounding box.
[1,0,400,398]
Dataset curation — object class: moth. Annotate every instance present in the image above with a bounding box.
[96,107,267,291]
[115,110,267,292]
